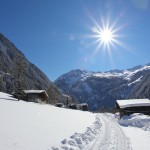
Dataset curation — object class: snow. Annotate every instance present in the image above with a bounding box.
[52,116,101,150]
[122,127,150,150]
[116,99,150,108]
[24,90,49,97]
[92,65,150,81]
[1,92,150,150]
[98,113,150,150]
[0,92,96,150]
[95,65,150,80]
[128,76,143,86]
[118,113,150,150]
[58,65,150,86]
[0,92,18,101]
[24,90,46,94]
[53,114,131,150]
[91,114,131,150]
[124,65,150,80]
[119,113,150,131]
[59,65,150,85]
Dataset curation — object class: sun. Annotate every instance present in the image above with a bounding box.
[79,11,128,55]
[100,28,114,44]
[98,26,116,50]
[77,6,131,66]
[91,21,119,51]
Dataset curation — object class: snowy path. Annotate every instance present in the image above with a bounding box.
[52,113,132,150]
[91,114,131,150]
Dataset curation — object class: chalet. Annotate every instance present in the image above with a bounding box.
[116,99,150,117]
[68,103,89,111]
[24,90,49,103]
[68,103,78,109]
[77,103,88,111]
[55,103,64,107]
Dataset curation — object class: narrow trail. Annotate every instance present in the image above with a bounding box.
[90,114,132,150]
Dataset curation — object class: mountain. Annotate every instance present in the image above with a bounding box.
[55,65,150,110]
[0,33,66,103]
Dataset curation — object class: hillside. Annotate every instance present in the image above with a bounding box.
[0,33,66,103]
[1,92,150,150]
[55,64,150,110]
[0,92,95,150]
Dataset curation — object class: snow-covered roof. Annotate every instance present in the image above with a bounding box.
[24,90,48,97]
[116,99,150,109]
[77,103,88,106]
[62,94,70,98]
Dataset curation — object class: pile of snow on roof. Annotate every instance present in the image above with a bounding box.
[116,99,150,108]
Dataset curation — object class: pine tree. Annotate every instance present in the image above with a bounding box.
[47,84,59,104]
[0,75,3,91]
[12,54,28,90]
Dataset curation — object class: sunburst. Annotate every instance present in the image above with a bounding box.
[100,28,114,43]
[76,5,134,68]
[91,18,121,51]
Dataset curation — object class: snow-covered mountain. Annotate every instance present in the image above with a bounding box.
[55,64,150,110]
[0,33,67,103]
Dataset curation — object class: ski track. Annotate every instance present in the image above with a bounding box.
[91,114,132,150]
[52,113,132,150]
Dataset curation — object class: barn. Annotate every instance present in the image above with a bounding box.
[24,90,49,103]
[116,99,150,117]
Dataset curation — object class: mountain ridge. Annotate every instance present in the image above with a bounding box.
[55,63,150,110]
[0,33,67,104]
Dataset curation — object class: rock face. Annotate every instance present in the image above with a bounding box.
[0,33,66,103]
[55,65,150,110]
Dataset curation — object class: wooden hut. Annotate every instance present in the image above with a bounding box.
[116,99,150,117]
[24,90,49,103]
[77,103,88,111]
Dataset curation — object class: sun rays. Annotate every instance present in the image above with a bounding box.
[90,17,124,51]
[73,3,136,69]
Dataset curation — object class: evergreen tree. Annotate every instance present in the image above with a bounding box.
[47,84,59,104]
[12,54,28,90]
[0,75,3,91]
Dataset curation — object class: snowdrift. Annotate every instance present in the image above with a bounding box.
[119,113,150,131]
[52,116,101,150]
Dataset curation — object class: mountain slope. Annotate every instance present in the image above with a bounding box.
[55,65,150,110]
[0,33,65,103]
[0,92,95,150]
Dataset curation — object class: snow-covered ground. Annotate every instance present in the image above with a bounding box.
[118,113,150,150]
[0,92,150,150]
[91,114,131,150]
[0,92,96,150]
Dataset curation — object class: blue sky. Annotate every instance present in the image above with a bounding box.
[0,0,150,81]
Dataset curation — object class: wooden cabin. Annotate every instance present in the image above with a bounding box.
[77,103,88,111]
[116,99,150,117]
[24,90,49,103]
[68,103,88,111]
